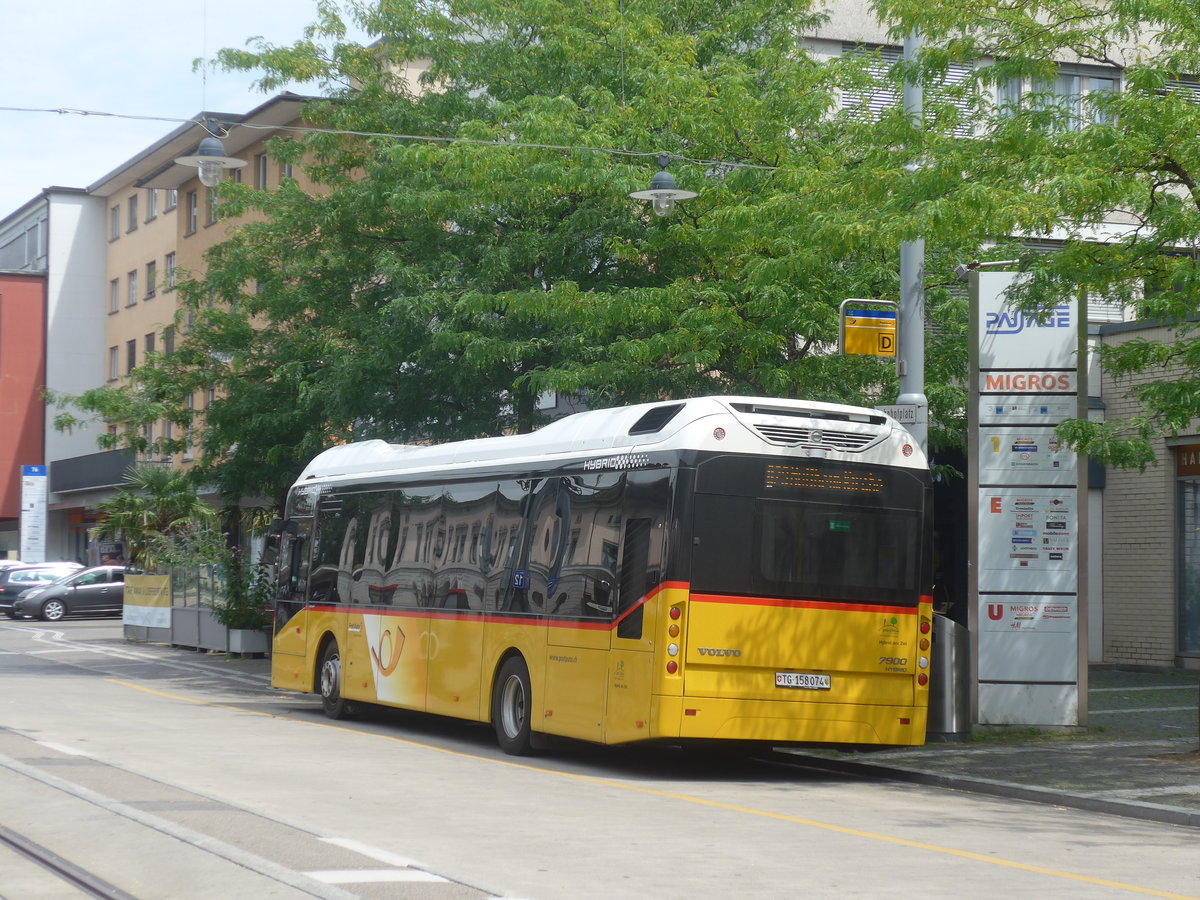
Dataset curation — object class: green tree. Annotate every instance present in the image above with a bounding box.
[869,0,1200,469]
[94,466,219,568]
[59,0,983,504]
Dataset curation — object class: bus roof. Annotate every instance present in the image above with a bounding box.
[295,395,925,486]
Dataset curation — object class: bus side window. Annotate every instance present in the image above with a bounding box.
[617,517,653,639]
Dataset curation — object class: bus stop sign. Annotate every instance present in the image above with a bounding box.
[840,300,897,357]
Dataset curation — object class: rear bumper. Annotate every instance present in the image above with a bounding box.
[650,694,928,746]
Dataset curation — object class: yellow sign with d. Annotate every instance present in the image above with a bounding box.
[840,300,897,357]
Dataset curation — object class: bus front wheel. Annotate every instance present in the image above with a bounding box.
[493,656,533,755]
[319,640,352,719]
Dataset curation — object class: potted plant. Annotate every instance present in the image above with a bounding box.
[214,548,273,655]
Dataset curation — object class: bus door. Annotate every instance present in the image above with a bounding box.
[605,514,661,743]
[536,476,611,742]
[426,483,489,720]
[270,516,312,689]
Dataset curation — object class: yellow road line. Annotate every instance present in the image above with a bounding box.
[106,679,1199,900]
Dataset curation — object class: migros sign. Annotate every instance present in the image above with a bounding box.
[979,371,1076,393]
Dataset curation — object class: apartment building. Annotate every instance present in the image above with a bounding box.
[0,93,311,562]
[0,188,107,561]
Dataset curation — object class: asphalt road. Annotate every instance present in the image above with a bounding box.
[2,619,1198,900]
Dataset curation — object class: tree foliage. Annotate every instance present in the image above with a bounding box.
[872,0,1200,468]
[93,466,218,568]
[60,0,1004,505]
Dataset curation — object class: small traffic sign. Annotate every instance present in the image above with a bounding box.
[840,300,897,357]
[876,403,927,425]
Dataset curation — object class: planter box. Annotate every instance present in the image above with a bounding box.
[227,628,269,656]
[171,607,228,652]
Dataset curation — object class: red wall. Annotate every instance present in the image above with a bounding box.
[0,273,46,520]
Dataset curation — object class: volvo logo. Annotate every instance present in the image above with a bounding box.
[697,647,742,657]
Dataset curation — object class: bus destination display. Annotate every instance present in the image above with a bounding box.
[764,463,884,495]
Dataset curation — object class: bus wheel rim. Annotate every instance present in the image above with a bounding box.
[502,675,525,737]
[321,654,339,700]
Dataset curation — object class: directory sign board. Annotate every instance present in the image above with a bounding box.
[20,465,47,563]
[970,271,1084,728]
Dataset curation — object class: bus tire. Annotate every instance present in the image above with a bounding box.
[319,639,353,719]
[492,656,534,755]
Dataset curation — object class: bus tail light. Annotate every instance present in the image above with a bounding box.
[917,673,928,686]
[666,605,684,675]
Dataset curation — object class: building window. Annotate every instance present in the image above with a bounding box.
[146,189,158,221]
[186,191,198,234]
[145,260,157,298]
[109,279,119,313]
[183,393,195,460]
[1000,67,1120,130]
[206,188,218,225]
[165,252,177,288]
[165,189,178,211]
[256,154,269,189]
[127,270,138,307]
[163,325,175,354]
[232,167,242,184]
[109,206,120,240]
[145,332,156,356]
[841,43,974,137]
[108,346,119,381]
[127,195,138,232]
[126,339,137,374]
[280,160,294,180]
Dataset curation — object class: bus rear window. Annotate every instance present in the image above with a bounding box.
[692,494,921,606]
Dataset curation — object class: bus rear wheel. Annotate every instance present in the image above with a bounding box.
[319,640,352,719]
[493,656,533,755]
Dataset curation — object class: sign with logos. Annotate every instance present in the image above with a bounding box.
[970,271,1084,728]
[977,273,1078,369]
[978,427,1076,486]
[20,465,47,563]
[977,487,1077,592]
[978,395,1077,425]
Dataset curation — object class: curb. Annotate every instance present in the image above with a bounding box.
[785,752,1200,829]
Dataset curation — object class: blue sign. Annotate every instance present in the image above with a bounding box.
[22,465,46,476]
[511,570,530,590]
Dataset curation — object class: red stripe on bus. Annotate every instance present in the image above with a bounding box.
[690,593,919,616]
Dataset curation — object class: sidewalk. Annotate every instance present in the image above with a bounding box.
[792,666,1200,827]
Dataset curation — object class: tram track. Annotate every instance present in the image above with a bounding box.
[0,825,138,900]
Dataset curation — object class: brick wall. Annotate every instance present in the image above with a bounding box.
[1099,322,1188,665]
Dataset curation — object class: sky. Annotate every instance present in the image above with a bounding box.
[0,0,363,217]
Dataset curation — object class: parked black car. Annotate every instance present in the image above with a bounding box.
[0,563,84,618]
[11,565,135,621]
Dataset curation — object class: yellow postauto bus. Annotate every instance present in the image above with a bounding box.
[267,395,933,754]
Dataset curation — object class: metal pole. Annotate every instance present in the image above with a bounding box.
[898,30,928,455]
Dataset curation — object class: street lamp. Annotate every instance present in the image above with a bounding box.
[175,122,246,188]
[629,154,697,217]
